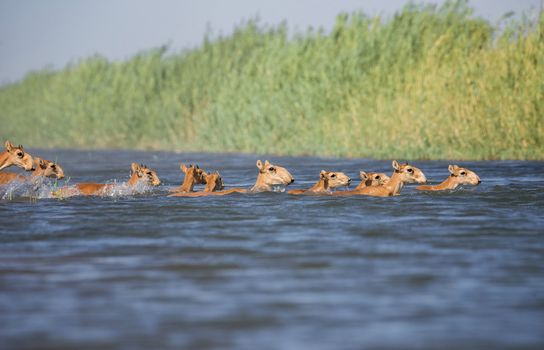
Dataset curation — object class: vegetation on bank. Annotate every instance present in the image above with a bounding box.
[0,1,542,160]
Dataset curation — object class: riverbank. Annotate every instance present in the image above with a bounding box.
[1,1,542,160]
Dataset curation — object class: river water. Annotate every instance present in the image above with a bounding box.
[1,149,543,349]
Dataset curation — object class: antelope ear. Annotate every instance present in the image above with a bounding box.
[131,163,140,174]
[256,160,263,170]
[359,171,368,180]
[180,163,188,173]
[38,159,47,170]
[5,140,14,152]
[320,170,327,179]
[392,160,400,171]
[448,164,461,175]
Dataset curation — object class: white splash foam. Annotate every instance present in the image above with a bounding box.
[0,177,50,200]
[102,180,155,197]
[271,185,287,193]
[2,178,157,200]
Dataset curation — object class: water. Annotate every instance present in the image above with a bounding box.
[1,149,543,350]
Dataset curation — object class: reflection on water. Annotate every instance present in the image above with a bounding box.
[1,149,543,349]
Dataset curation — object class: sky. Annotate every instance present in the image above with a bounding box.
[0,0,541,85]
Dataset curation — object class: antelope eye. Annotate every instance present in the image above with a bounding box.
[460,171,466,176]
[375,175,380,179]
[330,174,336,178]
[51,164,56,169]
[17,152,23,157]
[147,171,152,175]
[406,168,413,173]
[268,167,275,172]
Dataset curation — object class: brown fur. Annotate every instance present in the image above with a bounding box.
[170,163,207,193]
[334,161,426,197]
[355,171,390,190]
[54,163,160,197]
[0,140,34,171]
[168,171,224,197]
[251,160,295,192]
[416,165,480,191]
[0,157,64,184]
[169,160,294,197]
[288,170,350,195]
[333,170,389,196]
[202,172,224,192]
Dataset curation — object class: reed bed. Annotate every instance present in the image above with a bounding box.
[1,1,542,159]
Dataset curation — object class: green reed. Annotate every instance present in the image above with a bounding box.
[1,1,542,159]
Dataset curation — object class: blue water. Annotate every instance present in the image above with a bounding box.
[1,149,543,349]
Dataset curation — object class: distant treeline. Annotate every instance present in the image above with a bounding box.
[1,1,542,159]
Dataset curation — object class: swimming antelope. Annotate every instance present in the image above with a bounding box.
[249,160,295,192]
[347,160,427,197]
[169,163,207,193]
[333,170,390,196]
[355,171,390,189]
[202,171,224,192]
[168,171,224,197]
[0,157,64,185]
[170,160,294,197]
[53,163,160,197]
[416,165,480,191]
[288,170,350,195]
[0,140,34,171]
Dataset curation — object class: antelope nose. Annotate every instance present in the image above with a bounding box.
[290,178,295,184]
[477,179,481,184]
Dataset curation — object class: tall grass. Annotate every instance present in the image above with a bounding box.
[1,1,542,159]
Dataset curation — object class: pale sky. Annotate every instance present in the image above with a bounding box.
[0,0,541,85]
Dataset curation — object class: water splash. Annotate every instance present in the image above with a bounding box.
[1,178,47,200]
[103,180,155,197]
[271,185,287,193]
[2,178,157,200]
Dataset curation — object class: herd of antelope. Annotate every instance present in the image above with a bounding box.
[0,140,481,199]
